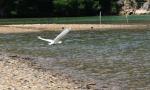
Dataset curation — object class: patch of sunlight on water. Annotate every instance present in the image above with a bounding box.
[0,29,150,89]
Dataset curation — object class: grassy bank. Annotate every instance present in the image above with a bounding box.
[0,16,99,25]
[0,15,150,25]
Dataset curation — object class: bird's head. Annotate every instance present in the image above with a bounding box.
[48,43,53,45]
[58,41,62,44]
[48,41,61,45]
[37,36,41,38]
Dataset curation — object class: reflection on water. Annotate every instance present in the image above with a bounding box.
[0,29,150,89]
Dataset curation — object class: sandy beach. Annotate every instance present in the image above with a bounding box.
[0,24,149,33]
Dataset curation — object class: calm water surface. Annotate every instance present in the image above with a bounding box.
[0,29,150,89]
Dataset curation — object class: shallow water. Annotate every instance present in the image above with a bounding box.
[0,29,150,89]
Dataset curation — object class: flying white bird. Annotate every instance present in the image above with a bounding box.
[38,28,70,45]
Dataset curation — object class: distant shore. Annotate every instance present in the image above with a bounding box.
[0,24,149,33]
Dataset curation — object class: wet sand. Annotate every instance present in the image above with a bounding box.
[0,52,125,90]
[0,52,82,90]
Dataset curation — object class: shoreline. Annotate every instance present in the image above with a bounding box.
[0,52,110,89]
[0,24,149,33]
[0,52,124,90]
[0,52,82,90]
[0,52,125,90]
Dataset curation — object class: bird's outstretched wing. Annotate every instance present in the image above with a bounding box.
[53,28,70,43]
[37,36,53,42]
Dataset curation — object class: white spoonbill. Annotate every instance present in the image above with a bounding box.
[38,28,70,45]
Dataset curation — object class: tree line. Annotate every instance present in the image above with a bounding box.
[0,0,140,18]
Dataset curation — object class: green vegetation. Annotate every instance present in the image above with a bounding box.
[0,16,99,24]
[0,0,100,18]
[0,0,149,24]
[0,0,149,18]
[0,15,149,25]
